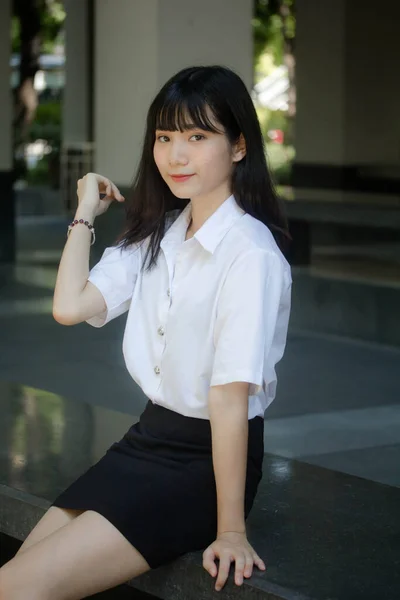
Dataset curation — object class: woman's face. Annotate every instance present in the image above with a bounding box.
[153,115,240,202]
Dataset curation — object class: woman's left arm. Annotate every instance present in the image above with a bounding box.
[203,382,266,592]
[203,250,287,590]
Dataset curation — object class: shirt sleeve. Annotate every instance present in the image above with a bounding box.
[86,243,140,328]
[210,249,286,395]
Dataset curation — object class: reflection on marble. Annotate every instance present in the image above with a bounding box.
[0,381,138,502]
[1,381,400,599]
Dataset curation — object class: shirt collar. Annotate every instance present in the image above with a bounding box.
[161,194,245,254]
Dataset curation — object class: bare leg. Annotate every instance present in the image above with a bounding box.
[0,509,150,600]
[16,507,85,555]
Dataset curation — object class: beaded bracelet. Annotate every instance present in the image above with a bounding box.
[67,219,96,245]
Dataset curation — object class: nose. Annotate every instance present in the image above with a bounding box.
[168,140,189,166]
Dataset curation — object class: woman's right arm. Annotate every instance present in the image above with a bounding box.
[53,173,125,326]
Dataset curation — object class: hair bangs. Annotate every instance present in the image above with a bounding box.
[155,90,223,134]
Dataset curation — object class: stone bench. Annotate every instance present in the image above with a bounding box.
[1,382,400,599]
[280,187,400,265]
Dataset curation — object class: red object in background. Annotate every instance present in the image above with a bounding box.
[268,129,284,144]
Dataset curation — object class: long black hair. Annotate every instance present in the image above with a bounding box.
[118,65,291,271]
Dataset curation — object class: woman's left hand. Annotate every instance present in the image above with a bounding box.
[202,531,266,592]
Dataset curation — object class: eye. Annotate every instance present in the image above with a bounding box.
[157,135,170,143]
[190,134,206,141]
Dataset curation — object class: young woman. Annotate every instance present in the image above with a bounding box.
[0,65,292,599]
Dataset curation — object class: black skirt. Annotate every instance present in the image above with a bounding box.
[51,400,264,569]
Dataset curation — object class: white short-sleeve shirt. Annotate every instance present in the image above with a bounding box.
[87,194,292,419]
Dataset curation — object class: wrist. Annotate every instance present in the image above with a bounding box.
[74,206,97,223]
[217,530,247,539]
[217,506,245,535]
[217,518,246,536]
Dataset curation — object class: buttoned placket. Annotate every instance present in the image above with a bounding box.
[154,230,194,382]
[153,244,176,384]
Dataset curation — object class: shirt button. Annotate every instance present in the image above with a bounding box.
[167,288,171,297]
[157,326,165,336]
[154,366,160,375]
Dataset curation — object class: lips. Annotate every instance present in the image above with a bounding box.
[170,174,194,183]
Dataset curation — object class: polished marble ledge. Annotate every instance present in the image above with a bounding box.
[1,382,400,600]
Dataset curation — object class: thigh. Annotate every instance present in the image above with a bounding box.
[0,510,150,600]
[17,506,84,555]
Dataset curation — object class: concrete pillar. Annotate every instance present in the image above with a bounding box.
[344,0,400,167]
[94,0,253,186]
[0,0,15,263]
[295,0,346,168]
[63,0,92,145]
[294,0,400,189]
[61,1,94,212]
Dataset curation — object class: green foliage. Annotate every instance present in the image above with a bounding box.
[267,110,290,137]
[256,105,271,135]
[12,0,65,54]
[27,100,62,187]
[266,142,295,185]
[256,106,291,141]
[41,0,65,53]
[254,2,296,181]
[26,146,60,188]
[26,154,50,185]
[253,0,296,67]
[273,161,292,185]
[11,16,20,53]
[28,101,61,147]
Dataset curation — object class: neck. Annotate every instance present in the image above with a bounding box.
[188,186,232,234]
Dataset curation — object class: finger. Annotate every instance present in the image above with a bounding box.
[202,547,217,578]
[254,553,266,571]
[234,554,246,586]
[111,183,124,201]
[111,184,124,201]
[99,177,111,197]
[243,552,254,579]
[215,555,232,591]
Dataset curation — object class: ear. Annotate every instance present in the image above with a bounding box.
[232,133,246,163]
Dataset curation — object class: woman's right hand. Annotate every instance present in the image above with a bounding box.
[77,172,125,218]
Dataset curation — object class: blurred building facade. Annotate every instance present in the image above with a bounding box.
[1,0,399,345]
